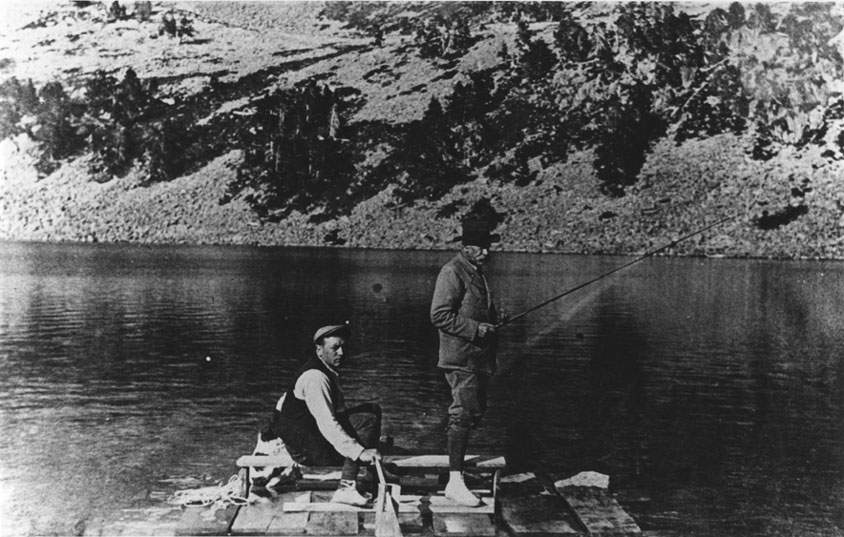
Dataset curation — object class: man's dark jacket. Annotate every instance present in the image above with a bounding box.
[430,252,498,375]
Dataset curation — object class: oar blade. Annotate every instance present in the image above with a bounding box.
[375,484,402,537]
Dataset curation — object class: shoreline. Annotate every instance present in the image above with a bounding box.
[3,133,842,261]
[3,238,841,263]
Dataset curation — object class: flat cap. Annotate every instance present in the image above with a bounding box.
[313,323,350,344]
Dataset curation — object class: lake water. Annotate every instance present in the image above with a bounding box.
[0,241,841,536]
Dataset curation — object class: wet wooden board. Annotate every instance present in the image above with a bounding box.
[229,497,278,534]
[237,454,506,470]
[554,485,641,535]
[265,491,312,535]
[432,513,496,536]
[500,495,580,536]
[412,494,495,515]
[175,504,240,535]
[363,509,426,534]
[307,511,360,535]
[260,475,442,493]
[398,512,426,534]
[307,490,360,535]
[281,494,495,515]
[498,473,580,536]
[388,455,505,469]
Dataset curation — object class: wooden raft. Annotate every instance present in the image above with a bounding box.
[90,455,646,536]
[231,454,501,537]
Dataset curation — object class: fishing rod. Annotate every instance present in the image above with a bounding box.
[496,215,733,328]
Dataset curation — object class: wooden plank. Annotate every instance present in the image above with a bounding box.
[471,456,507,469]
[498,472,580,536]
[266,491,312,535]
[397,512,426,534]
[432,514,495,536]
[282,494,494,515]
[307,511,360,535]
[284,502,369,512]
[240,451,296,467]
[257,473,442,493]
[175,504,240,536]
[393,474,441,490]
[415,494,495,515]
[555,486,641,535]
[236,454,505,470]
[500,496,580,536]
[306,474,442,492]
[230,497,279,534]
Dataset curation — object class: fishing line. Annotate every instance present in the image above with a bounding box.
[496,216,734,329]
[493,215,735,470]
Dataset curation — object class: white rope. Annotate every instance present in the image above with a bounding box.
[170,474,251,507]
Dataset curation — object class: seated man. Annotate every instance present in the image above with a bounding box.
[269,323,382,506]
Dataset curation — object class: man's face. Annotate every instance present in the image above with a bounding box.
[463,245,490,266]
[316,336,347,369]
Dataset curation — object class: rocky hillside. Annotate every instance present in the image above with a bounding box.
[1,1,844,259]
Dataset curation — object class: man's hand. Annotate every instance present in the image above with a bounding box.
[358,448,381,463]
[477,322,496,338]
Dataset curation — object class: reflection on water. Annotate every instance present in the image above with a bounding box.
[0,242,842,536]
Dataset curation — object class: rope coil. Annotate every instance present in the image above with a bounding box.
[170,474,250,507]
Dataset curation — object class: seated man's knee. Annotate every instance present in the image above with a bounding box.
[367,403,382,417]
[348,413,380,447]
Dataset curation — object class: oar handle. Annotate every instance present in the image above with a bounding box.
[374,458,386,485]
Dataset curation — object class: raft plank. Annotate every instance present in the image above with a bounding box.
[388,455,504,469]
[307,511,360,535]
[175,504,239,536]
[397,512,426,534]
[283,502,367,512]
[432,514,495,536]
[498,472,580,536]
[500,496,579,536]
[236,454,505,469]
[257,474,442,493]
[362,511,424,534]
[305,491,360,535]
[266,491,312,535]
[555,486,641,534]
[282,494,494,515]
[394,474,442,490]
[230,498,278,534]
[416,494,495,515]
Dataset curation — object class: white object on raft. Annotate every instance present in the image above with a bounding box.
[170,474,250,507]
[554,471,610,489]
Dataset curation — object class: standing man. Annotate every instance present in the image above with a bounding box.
[430,218,500,507]
[269,323,382,506]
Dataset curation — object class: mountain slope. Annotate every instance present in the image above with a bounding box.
[1,1,843,258]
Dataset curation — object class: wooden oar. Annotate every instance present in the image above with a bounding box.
[374,459,402,537]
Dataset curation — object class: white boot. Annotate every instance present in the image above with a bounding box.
[445,471,482,507]
[332,479,372,507]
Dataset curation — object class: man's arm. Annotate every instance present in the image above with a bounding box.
[430,264,480,340]
[296,370,365,461]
